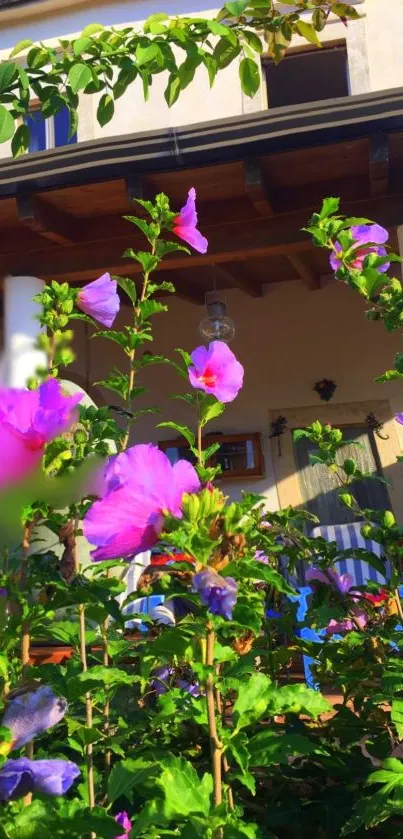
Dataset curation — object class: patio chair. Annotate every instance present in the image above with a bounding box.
[294,522,390,689]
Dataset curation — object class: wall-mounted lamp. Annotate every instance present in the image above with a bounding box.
[314,379,337,402]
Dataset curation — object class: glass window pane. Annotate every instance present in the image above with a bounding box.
[54,106,77,147]
[24,111,47,152]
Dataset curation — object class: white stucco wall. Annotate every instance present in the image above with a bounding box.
[0,0,398,157]
[69,275,403,509]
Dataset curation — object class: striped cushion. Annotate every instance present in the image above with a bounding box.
[309,522,388,585]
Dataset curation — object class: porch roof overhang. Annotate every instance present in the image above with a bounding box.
[1,87,403,304]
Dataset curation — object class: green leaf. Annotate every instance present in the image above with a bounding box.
[207,20,237,44]
[392,699,403,739]
[239,57,260,97]
[117,275,137,305]
[267,683,331,718]
[9,39,33,58]
[248,731,319,766]
[157,421,195,447]
[225,0,249,15]
[200,397,225,426]
[108,757,155,803]
[165,74,181,107]
[11,122,30,157]
[295,20,322,47]
[68,62,92,92]
[0,61,18,94]
[156,756,213,819]
[73,37,93,56]
[97,93,114,126]
[293,428,310,442]
[319,196,340,219]
[0,105,15,143]
[82,23,105,36]
[213,39,241,70]
[136,43,160,66]
[233,673,273,731]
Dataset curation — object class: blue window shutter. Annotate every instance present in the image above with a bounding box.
[54,106,77,147]
[24,111,46,152]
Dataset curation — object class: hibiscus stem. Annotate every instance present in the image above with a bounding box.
[205,624,223,812]
[101,615,111,775]
[394,588,403,622]
[20,523,33,806]
[121,239,157,451]
[72,519,96,828]
[215,679,234,811]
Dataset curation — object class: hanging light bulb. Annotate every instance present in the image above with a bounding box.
[199,291,235,344]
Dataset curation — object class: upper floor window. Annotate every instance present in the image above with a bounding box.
[24,105,77,153]
[263,43,349,109]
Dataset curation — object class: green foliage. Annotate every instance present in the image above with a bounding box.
[1,2,359,151]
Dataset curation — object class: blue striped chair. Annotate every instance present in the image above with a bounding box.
[295,522,389,688]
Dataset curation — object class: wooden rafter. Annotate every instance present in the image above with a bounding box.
[369,134,389,198]
[244,159,273,216]
[286,253,320,291]
[16,194,78,245]
[213,263,263,297]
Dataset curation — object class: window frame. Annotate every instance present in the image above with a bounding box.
[262,40,350,109]
[22,99,75,152]
[269,400,403,521]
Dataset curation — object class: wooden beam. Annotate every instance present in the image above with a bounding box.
[369,134,389,198]
[244,159,273,216]
[16,194,78,245]
[125,175,143,206]
[214,263,263,297]
[286,254,320,291]
[172,279,205,305]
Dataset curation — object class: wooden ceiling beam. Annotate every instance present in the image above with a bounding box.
[171,279,205,305]
[214,262,263,297]
[16,194,78,245]
[125,175,144,206]
[3,238,311,283]
[286,254,320,291]
[244,159,274,216]
[369,134,389,198]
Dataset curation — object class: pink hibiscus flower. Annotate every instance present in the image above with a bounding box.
[188,341,244,403]
[83,444,200,561]
[115,812,132,838]
[0,380,81,489]
[330,224,390,273]
[172,188,208,254]
[77,273,120,328]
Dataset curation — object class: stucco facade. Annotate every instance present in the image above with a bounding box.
[1,0,403,511]
[0,0,402,156]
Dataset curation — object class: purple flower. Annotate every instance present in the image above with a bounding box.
[84,444,200,561]
[306,567,355,595]
[173,188,208,254]
[0,380,81,490]
[255,550,269,564]
[330,224,390,273]
[77,272,120,328]
[396,414,403,426]
[0,758,80,801]
[193,569,238,620]
[0,588,7,597]
[1,686,67,751]
[115,811,132,837]
[150,666,201,697]
[306,568,368,634]
[326,609,367,635]
[188,341,244,403]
